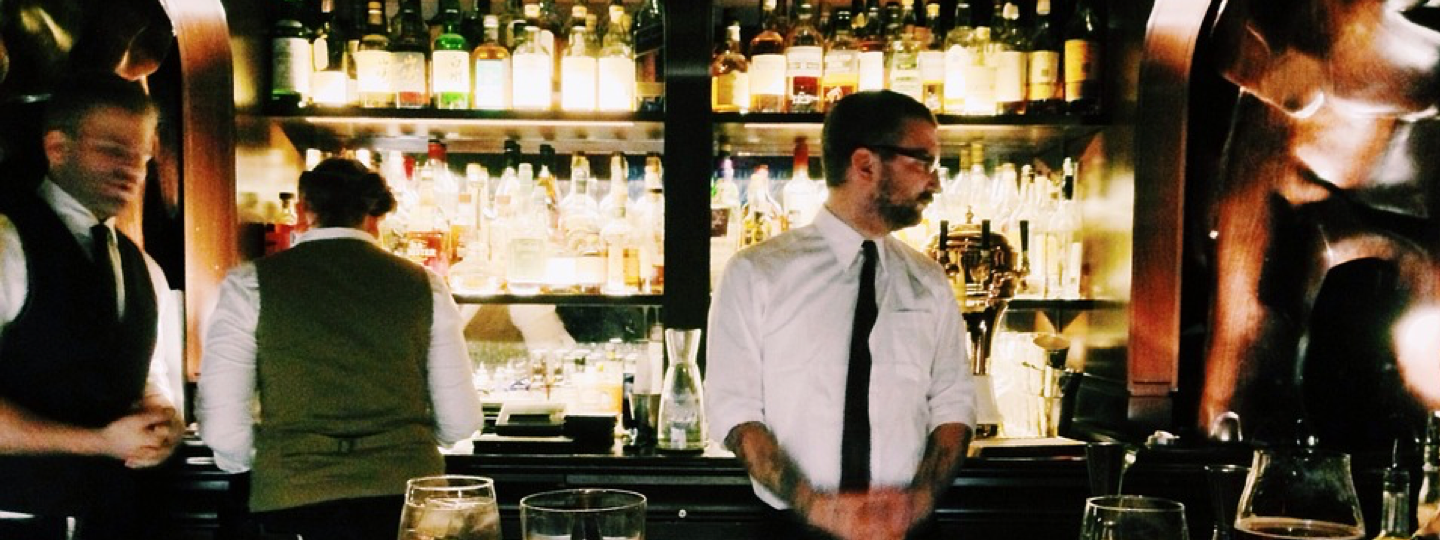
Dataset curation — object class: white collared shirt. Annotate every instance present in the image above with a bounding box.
[705,206,975,508]
[0,179,174,403]
[196,227,482,473]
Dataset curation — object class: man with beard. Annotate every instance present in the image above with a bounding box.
[705,90,974,540]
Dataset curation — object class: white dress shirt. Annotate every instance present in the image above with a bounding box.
[196,227,482,473]
[705,206,975,509]
[0,179,174,403]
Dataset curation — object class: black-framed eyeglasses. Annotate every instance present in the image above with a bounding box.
[861,144,941,175]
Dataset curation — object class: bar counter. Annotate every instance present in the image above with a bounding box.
[168,436,1319,540]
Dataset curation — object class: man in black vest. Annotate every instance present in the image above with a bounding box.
[0,73,184,539]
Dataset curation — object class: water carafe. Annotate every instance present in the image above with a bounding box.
[657,328,706,453]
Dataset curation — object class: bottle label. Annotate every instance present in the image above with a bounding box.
[1028,50,1061,101]
[431,50,470,95]
[512,53,553,109]
[562,57,598,111]
[272,37,311,96]
[473,59,509,109]
[786,46,823,78]
[597,56,636,111]
[919,50,944,83]
[714,72,749,110]
[857,51,885,91]
[994,50,1026,103]
[749,54,786,97]
[1063,39,1100,100]
[355,50,393,94]
[392,51,427,96]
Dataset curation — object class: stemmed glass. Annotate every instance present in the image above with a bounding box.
[1081,495,1189,540]
[1233,448,1365,540]
[398,475,502,540]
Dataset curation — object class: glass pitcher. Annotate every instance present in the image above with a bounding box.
[656,328,706,453]
[1233,448,1365,540]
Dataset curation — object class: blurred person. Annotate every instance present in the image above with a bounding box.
[198,157,482,540]
[705,90,975,540]
[0,72,182,540]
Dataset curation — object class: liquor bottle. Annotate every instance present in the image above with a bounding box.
[1027,0,1064,114]
[1376,442,1414,540]
[712,20,750,113]
[472,15,511,110]
[343,0,366,103]
[390,0,430,109]
[942,2,973,114]
[1418,412,1440,527]
[265,192,299,255]
[601,192,639,295]
[886,0,922,101]
[428,0,461,44]
[270,0,312,107]
[513,23,555,110]
[636,154,665,292]
[536,144,562,231]
[742,165,782,247]
[461,0,488,47]
[564,153,606,294]
[994,2,1028,115]
[310,0,352,107]
[600,151,631,221]
[1064,0,1103,115]
[749,0,787,113]
[782,138,821,229]
[633,0,665,112]
[961,23,996,115]
[507,163,549,294]
[432,0,471,109]
[819,9,858,110]
[710,149,743,286]
[355,1,394,108]
[598,4,637,111]
[1047,157,1082,298]
[785,2,824,113]
[501,0,526,49]
[917,2,944,112]
[855,0,886,91]
[561,22,598,111]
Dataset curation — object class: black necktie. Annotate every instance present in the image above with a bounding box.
[91,224,118,321]
[840,240,878,491]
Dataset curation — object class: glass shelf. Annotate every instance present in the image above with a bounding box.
[257,106,665,154]
[713,112,1108,157]
[453,293,664,306]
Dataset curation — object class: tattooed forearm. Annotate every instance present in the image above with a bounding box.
[726,421,817,510]
[911,423,971,499]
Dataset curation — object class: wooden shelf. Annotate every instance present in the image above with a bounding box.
[713,112,1108,157]
[1009,298,1126,311]
[453,293,664,306]
[257,106,665,154]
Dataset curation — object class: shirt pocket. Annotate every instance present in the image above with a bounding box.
[870,310,936,384]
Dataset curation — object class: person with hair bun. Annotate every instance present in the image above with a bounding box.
[197,157,482,540]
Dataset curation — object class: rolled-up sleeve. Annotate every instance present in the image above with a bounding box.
[425,271,482,445]
[196,265,261,473]
[925,295,975,431]
[704,255,766,446]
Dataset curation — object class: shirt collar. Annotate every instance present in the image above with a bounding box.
[813,205,887,273]
[293,227,380,246]
[38,177,111,238]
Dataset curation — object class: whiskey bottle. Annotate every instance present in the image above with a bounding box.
[632,0,665,112]
[886,0,923,102]
[742,165,782,247]
[431,0,471,109]
[1064,0,1103,115]
[942,2,974,114]
[561,22,598,111]
[513,23,555,110]
[855,0,886,92]
[819,9,858,110]
[749,0,788,113]
[270,0,312,107]
[471,15,511,110]
[785,2,824,113]
[598,3,637,111]
[390,0,430,109]
[309,0,352,107]
[711,20,750,113]
[993,2,1028,115]
[355,0,394,108]
[1027,0,1064,114]
[917,2,945,112]
[781,138,821,229]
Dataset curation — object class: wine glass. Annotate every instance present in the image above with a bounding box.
[1233,448,1365,540]
[1081,495,1189,540]
[398,475,502,540]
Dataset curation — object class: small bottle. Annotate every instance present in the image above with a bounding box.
[1375,441,1413,540]
[1417,412,1440,528]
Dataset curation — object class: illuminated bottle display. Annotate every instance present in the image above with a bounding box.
[512,24,554,110]
[561,23,598,111]
[355,0,394,108]
[820,9,858,110]
[598,4,636,111]
[472,15,511,110]
[748,0,787,113]
[431,0,471,109]
[784,2,824,114]
[390,0,430,109]
[711,20,750,113]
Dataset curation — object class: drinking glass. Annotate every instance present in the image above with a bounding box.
[1233,448,1365,540]
[520,488,646,540]
[1081,495,1189,540]
[398,475,502,540]
[1205,464,1250,540]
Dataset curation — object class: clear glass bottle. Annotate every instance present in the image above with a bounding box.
[561,23,598,111]
[942,1,974,114]
[598,4,637,111]
[711,20,750,113]
[819,9,858,111]
[1376,443,1413,540]
[994,1,1029,115]
[512,23,555,110]
[1047,157,1082,298]
[309,0,351,107]
[885,0,922,101]
[785,2,824,113]
[506,163,549,294]
[748,0,788,113]
[1418,412,1440,527]
[855,1,887,91]
[710,149,743,286]
[961,24,996,115]
[431,0,471,109]
[471,15,511,110]
[781,138,821,229]
[657,328,707,453]
[742,165,782,247]
[917,2,945,112]
[390,0,430,108]
[1027,0,1064,114]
